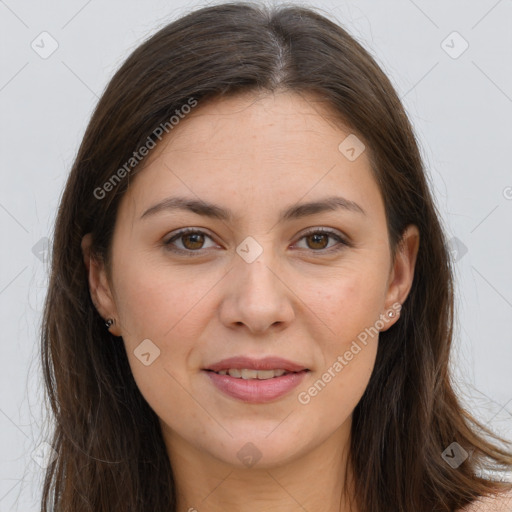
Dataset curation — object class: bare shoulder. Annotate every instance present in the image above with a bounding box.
[461,488,512,512]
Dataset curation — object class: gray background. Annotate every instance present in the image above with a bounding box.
[1,0,511,509]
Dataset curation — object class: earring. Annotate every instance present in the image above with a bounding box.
[105,318,115,329]
[387,306,401,319]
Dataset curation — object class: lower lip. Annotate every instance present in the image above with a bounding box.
[204,370,308,403]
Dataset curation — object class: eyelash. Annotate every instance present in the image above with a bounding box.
[163,227,350,257]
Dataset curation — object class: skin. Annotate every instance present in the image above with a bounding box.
[82,90,419,512]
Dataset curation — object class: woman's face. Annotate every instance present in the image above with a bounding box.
[85,91,418,470]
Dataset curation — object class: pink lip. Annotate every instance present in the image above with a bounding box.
[205,356,308,373]
[203,356,310,403]
[204,370,308,403]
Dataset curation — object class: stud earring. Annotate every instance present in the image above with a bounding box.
[105,318,115,329]
[387,305,401,319]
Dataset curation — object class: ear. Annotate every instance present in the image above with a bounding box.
[380,224,420,331]
[81,233,122,336]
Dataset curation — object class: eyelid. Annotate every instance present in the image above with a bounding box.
[298,226,350,245]
[163,226,351,255]
[164,227,219,253]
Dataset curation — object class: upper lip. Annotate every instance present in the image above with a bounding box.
[205,356,308,373]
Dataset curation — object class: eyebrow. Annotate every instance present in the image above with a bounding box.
[140,195,366,222]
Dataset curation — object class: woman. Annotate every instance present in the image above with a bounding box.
[40,2,512,511]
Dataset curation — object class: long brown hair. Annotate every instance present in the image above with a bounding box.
[40,2,512,510]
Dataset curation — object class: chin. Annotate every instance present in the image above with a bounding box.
[204,432,310,470]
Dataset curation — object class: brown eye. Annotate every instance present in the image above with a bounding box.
[164,228,217,255]
[305,233,330,250]
[164,227,348,257]
[181,232,205,250]
[295,229,347,253]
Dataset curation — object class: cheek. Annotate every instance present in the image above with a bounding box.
[306,260,389,341]
[111,259,216,399]
[292,306,379,458]
[299,254,387,412]
[300,340,378,435]
[113,256,217,342]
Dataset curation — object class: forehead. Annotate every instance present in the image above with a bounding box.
[162,90,357,156]
[118,90,383,222]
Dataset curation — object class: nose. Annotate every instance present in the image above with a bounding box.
[218,248,296,335]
